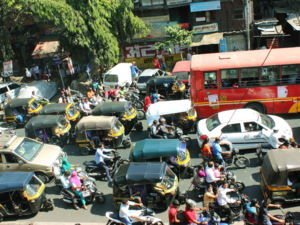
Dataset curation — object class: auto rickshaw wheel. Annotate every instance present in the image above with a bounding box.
[79,146,90,156]
[35,172,49,184]
[272,200,285,207]
[96,195,106,203]
[135,100,143,110]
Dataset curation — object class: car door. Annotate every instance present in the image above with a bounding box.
[242,122,269,148]
[8,83,21,98]
[219,123,245,149]
[2,153,28,172]
[0,86,9,102]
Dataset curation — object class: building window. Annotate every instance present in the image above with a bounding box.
[234,9,244,19]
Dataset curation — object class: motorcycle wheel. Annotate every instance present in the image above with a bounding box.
[135,100,143,110]
[154,222,164,225]
[232,181,245,192]
[96,195,106,203]
[137,110,145,120]
[234,156,250,168]
[182,137,192,148]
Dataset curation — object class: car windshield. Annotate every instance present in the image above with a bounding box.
[14,138,43,162]
[138,76,152,83]
[259,113,275,129]
[174,72,189,80]
[26,176,42,196]
[30,101,39,110]
[206,114,221,131]
[105,75,118,83]
[67,106,77,118]
[161,167,176,190]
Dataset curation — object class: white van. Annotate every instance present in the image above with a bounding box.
[103,63,132,90]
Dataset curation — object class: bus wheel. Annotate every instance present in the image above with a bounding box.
[243,102,265,114]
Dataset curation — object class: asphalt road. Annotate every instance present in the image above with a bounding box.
[3,113,300,223]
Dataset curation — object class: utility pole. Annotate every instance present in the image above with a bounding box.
[246,0,251,50]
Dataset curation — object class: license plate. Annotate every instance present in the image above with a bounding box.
[110,86,114,89]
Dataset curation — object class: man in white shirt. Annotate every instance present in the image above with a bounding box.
[269,128,284,149]
[217,181,240,224]
[206,161,224,193]
[79,99,88,115]
[119,95,127,102]
[95,144,116,182]
[33,64,40,80]
[31,91,42,100]
[83,98,94,113]
[119,198,143,225]
[187,50,192,60]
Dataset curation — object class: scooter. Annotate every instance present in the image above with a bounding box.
[61,178,106,205]
[105,207,164,225]
[83,151,130,179]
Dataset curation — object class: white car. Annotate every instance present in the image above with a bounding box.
[17,81,58,100]
[0,82,24,104]
[196,109,293,150]
[137,69,166,93]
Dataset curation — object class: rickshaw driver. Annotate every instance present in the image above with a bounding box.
[158,118,175,139]
[86,130,99,146]
[150,120,162,139]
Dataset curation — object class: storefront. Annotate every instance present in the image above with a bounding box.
[191,32,223,53]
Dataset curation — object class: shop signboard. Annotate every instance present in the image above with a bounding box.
[196,17,206,22]
[166,0,192,6]
[3,61,13,77]
[139,15,170,23]
[190,1,220,12]
[193,23,218,34]
[53,58,62,65]
[67,58,74,75]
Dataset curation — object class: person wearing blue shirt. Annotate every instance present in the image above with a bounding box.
[151,90,164,103]
[212,137,230,166]
[12,108,23,122]
[86,130,99,146]
[131,62,141,80]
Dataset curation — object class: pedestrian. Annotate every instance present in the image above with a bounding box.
[187,50,192,61]
[131,62,141,80]
[158,47,167,71]
[153,54,161,69]
[92,80,98,93]
[113,85,120,97]
[70,78,79,91]
[30,66,36,80]
[25,68,32,82]
[44,63,51,81]
[263,0,269,15]
[144,93,152,112]
[33,64,40,81]
[84,61,91,81]
[87,87,94,101]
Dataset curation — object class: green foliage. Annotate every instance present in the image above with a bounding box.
[154,24,194,54]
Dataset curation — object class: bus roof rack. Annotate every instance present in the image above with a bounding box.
[0,134,18,149]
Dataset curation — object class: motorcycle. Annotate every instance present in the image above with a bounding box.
[167,125,192,148]
[61,178,106,205]
[83,151,130,179]
[124,90,144,110]
[270,209,300,225]
[203,147,250,169]
[106,207,164,225]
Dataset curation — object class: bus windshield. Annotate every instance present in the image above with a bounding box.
[206,114,221,131]
[259,113,275,129]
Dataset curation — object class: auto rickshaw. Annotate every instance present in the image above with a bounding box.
[112,162,187,210]
[259,149,300,207]
[92,102,140,135]
[146,76,186,100]
[38,103,81,132]
[146,99,197,134]
[25,115,71,147]
[0,172,54,222]
[129,139,193,179]
[4,98,42,129]
[75,115,131,155]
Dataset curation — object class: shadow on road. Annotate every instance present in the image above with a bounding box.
[90,193,114,216]
[251,172,260,182]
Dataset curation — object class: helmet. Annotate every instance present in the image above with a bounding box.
[159,118,166,123]
[186,199,196,209]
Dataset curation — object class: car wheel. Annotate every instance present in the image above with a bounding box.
[96,195,106,203]
[36,172,49,184]
[79,146,90,156]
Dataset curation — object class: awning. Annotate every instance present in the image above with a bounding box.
[254,18,278,26]
[286,14,300,31]
[31,35,70,59]
[191,32,223,47]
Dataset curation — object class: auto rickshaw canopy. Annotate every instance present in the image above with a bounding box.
[76,116,117,132]
[92,102,129,115]
[38,103,71,115]
[4,98,35,117]
[25,115,66,130]
[147,76,179,86]
[146,99,194,126]
[130,139,185,162]
[114,162,167,187]
[0,172,34,193]
[262,149,300,187]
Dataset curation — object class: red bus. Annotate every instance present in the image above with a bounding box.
[190,47,300,118]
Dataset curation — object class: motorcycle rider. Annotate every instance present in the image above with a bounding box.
[61,171,79,210]
[206,161,224,194]
[212,137,230,166]
[184,199,207,225]
[269,128,284,149]
[169,199,185,225]
[217,181,241,224]
[150,120,162,139]
[95,144,116,182]
[258,198,283,225]
[119,198,143,225]
[158,117,175,139]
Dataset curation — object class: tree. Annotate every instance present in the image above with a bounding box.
[154,24,194,60]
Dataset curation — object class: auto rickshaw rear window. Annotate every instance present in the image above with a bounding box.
[67,107,77,117]
[30,101,39,110]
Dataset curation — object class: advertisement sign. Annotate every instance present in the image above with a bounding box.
[3,61,13,77]
[193,23,218,34]
[133,21,177,39]
[43,25,62,35]
[196,17,206,22]
[190,1,221,12]
[166,0,192,6]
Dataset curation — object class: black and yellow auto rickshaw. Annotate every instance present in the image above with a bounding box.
[38,103,81,132]
[75,115,131,155]
[92,102,139,135]
[129,139,193,179]
[4,98,42,129]
[146,76,186,101]
[0,172,54,222]
[113,162,187,210]
[24,115,71,147]
[259,148,300,207]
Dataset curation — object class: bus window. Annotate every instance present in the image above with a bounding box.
[282,65,300,84]
[240,68,259,87]
[204,72,218,89]
[220,69,239,88]
[261,66,279,86]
